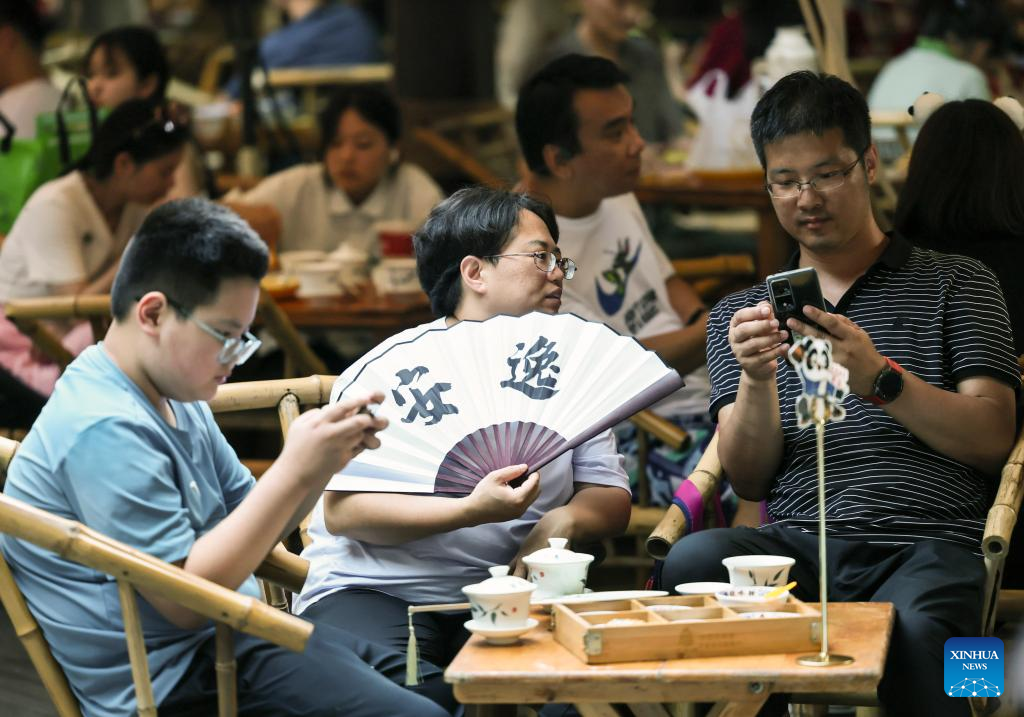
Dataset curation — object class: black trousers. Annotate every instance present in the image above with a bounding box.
[159,618,457,716]
[659,524,986,717]
[302,588,471,670]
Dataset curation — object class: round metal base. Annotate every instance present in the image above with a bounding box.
[796,653,856,667]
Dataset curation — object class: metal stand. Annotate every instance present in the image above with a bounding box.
[797,410,854,667]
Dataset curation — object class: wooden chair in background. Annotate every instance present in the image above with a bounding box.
[0,436,313,717]
[412,106,520,189]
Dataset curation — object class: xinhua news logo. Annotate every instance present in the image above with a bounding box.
[944,637,1003,698]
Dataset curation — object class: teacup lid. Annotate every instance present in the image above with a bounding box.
[462,565,536,597]
[521,538,595,567]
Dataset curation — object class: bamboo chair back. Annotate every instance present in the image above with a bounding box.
[0,435,313,717]
[210,375,336,546]
[4,295,112,371]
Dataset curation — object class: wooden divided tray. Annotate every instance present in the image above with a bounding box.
[551,594,820,664]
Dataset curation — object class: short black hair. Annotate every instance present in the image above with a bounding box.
[414,186,559,317]
[85,26,170,103]
[111,199,269,320]
[0,0,48,51]
[750,71,870,168]
[319,85,400,157]
[516,53,630,176]
[919,0,1000,43]
[78,99,189,179]
[895,99,1024,246]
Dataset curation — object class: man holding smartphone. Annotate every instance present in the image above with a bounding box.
[660,71,1019,717]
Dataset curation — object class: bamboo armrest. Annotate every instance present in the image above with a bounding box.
[208,375,336,413]
[0,494,313,652]
[983,430,1024,560]
[4,295,111,320]
[646,433,723,559]
[629,410,688,451]
[255,544,309,595]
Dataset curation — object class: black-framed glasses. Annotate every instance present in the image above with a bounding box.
[483,251,577,279]
[164,297,261,366]
[765,151,866,199]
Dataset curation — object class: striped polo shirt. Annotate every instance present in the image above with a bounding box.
[707,234,1021,551]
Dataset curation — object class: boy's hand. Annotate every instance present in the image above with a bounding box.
[464,465,541,524]
[728,301,789,381]
[280,392,388,485]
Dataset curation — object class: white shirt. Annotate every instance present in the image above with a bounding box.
[555,193,711,417]
[0,78,60,139]
[227,162,443,255]
[0,171,148,302]
[295,317,630,609]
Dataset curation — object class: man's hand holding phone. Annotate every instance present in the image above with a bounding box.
[728,301,791,381]
[785,307,885,397]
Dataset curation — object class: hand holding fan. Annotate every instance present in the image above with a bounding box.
[326,311,683,495]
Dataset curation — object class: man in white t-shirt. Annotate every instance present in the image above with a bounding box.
[517,54,731,512]
[0,2,59,139]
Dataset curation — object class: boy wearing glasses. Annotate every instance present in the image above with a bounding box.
[293,186,631,672]
[1,199,456,717]
[660,72,1018,716]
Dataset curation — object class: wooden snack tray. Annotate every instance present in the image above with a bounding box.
[551,595,820,664]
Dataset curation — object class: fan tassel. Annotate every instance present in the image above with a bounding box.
[405,609,419,686]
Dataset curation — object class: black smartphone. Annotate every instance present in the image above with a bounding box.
[766,267,828,340]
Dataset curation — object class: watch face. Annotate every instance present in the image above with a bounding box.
[876,368,903,401]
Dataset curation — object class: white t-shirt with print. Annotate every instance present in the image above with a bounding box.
[555,192,711,418]
[227,162,443,255]
[0,171,148,302]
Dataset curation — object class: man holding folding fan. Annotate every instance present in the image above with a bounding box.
[294,186,632,671]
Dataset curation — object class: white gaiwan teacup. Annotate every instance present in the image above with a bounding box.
[522,538,594,599]
[721,554,795,587]
[462,565,535,629]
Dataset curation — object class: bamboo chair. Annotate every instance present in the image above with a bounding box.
[646,421,1024,716]
[4,291,325,379]
[412,106,520,189]
[0,436,313,717]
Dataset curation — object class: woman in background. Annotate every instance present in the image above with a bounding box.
[227,85,443,256]
[0,100,189,397]
[84,25,206,199]
[894,98,1024,355]
[894,97,1024,591]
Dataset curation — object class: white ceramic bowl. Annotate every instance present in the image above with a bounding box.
[714,586,789,610]
[722,554,795,587]
[294,260,344,298]
[280,251,328,275]
[522,538,594,599]
[462,566,535,629]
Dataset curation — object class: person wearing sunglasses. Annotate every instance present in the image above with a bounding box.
[293,186,630,677]
[0,99,189,405]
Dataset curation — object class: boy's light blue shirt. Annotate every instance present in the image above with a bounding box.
[1,344,257,717]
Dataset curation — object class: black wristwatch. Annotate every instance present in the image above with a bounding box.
[868,357,905,406]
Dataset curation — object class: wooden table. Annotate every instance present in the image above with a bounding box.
[636,171,792,279]
[446,602,893,717]
[276,290,434,334]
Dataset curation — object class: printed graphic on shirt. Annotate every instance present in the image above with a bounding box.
[596,238,641,315]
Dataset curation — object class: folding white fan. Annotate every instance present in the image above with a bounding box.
[325,311,683,495]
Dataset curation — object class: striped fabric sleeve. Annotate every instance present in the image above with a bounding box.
[706,289,766,420]
[943,259,1021,388]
